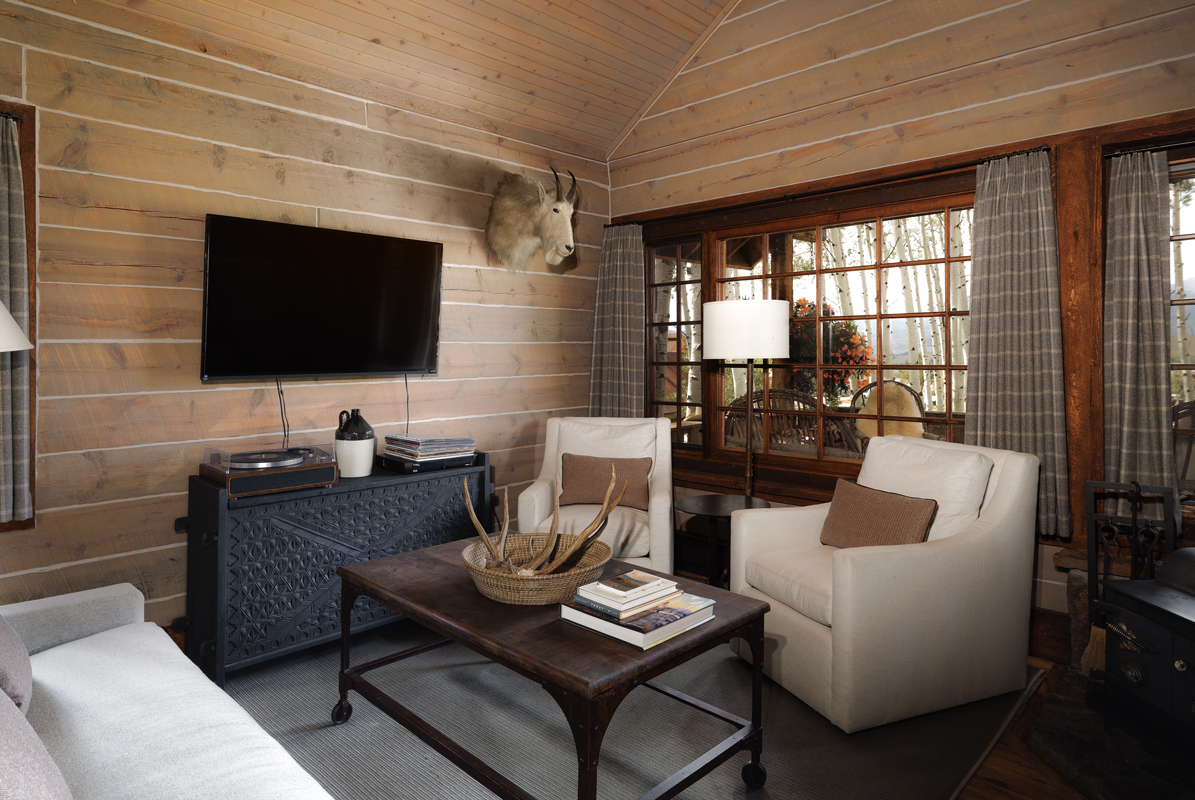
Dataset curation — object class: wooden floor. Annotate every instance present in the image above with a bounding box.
[957,657,1085,800]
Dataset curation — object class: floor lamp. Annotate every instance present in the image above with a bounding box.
[702,299,790,498]
[0,301,32,353]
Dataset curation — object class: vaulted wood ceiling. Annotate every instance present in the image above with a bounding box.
[68,0,738,161]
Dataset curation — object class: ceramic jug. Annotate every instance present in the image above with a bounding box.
[335,409,375,478]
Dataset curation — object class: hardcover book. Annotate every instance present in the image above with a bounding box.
[584,570,676,601]
[560,593,715,649]
[572,588,683,619]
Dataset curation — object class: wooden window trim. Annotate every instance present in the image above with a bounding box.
[0,100,37,533]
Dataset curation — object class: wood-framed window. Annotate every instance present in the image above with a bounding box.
[648,239,703,446]
[1169,149,1195,502]
[657,192,974,471]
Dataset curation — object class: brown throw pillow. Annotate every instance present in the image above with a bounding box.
[0,613,32,716]
[558,454,652,511]
[820,479,938,549]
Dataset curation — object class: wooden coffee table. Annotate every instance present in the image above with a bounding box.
[332,538,770,800]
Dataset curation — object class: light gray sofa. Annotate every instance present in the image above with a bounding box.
[0,583,333,800]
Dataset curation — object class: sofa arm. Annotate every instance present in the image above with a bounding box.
[647,484,675,575]
[0,584,145,656]
[729,503,829,594]
[516,478,554,533]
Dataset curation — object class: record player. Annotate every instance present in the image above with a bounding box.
[199,442,338,498]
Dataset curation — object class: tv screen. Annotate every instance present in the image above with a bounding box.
[201,215,443,380]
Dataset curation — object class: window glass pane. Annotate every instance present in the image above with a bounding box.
[653,249,677,282]
[772,273,816,308]
[881,264,943,314]
[721,364,762,406]
[1174,369,1195,405]
[882,316,945,365]
[913,370,949,414]
[1172,179,1194,236]
[821,269,876,316]
[774,367,818,400]
[822,222,876,269]
[1171,240,1195,300]
[652,327,671,362]
[882,212,945,263]
[681,240,702,263]
[768,229,817,274]
[676,405,703,446]
[1173,306,1195,364]
[722,278,764,301]
[725,235,764,278]
[678,357,702,404]
[951,370,968,414]
[821,319,875,406]
[653,366,678,401]
[767,413,816,457]
[825,417,865,460]
[950,316,970,366]
[950,260,971,311]
[950,208,973,257]
[653,286,675,323]
[677,284,701,323]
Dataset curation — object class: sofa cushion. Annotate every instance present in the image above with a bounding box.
[534,504,651,558]
[856,436,994,541]
[28,622,331,800]
[555,419,657,485]
[0,693,73,799]
[819,479,937,549]
[0,612,32,715]
[558,454,652,511]
[744,545,836,627]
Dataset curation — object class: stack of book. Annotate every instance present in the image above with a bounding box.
[560,569,715,649]
[382,435,475,472]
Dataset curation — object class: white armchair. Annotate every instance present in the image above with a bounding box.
[517,417,673,574]
[730,436,1040,733]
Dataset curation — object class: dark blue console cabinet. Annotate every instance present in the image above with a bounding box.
[182,453,492,685]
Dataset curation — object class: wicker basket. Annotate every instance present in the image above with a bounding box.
[462,533,612,605]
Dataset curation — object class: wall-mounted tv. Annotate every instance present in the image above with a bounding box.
[200,215,443,381]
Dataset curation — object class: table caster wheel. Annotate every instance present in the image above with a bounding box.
[331,701,353,725]
[742,760,767,789]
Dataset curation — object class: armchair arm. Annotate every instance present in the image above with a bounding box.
[829,513,1034,731]
[516,478,554,534]
[729,504,829,594]
[0,584,145,656]
[646,483,674,574]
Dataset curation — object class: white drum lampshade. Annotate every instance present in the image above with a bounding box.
[701,300,790,361]
[0,302,31,353]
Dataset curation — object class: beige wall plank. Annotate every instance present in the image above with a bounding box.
[0,545,185,606]
[38,341,591,397]
[442,266,596,311]
[0,40,20,99]
[35,410,578,509]
[144,594,185,627]
[440,304,594,344]
[620,0,1190,157]
[38,374,589,453]
[0,495,185,573]
[0,0,367,123]
[613,54,1195,215]
[490,445,545,491]
[40,282,200,340]
[39,227,202,288]
[39,169,317,239]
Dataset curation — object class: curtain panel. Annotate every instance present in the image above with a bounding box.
[967,150,1071,537]
[589,224,646,417]
[0,117,31,522]
[1104,151,1174,519]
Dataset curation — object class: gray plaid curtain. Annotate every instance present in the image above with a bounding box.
[967,150,1071,537]
[1104,151,1173,518]
[589,224,645,417]
[0,117,31,521]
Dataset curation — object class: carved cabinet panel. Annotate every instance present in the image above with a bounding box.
[184,455,491,684]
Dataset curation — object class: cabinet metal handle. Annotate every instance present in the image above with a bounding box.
[1122,662,1146,686]
[1177,660,1189,673]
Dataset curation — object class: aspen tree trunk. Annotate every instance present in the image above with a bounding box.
[1175,182,1193,402]
[894,219,923,394]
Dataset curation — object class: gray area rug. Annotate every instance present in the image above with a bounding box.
[226,621,1040,800]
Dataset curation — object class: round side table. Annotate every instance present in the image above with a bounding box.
[674,494,771,588]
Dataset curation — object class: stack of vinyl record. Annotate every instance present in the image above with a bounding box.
[381,434,476,473]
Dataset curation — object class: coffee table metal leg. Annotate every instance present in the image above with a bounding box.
[547,686,627,800]
[332,583,361,725]
[741,616,767,788]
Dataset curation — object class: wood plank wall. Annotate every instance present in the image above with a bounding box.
[0,1,608,624]
[610,0,1195,215]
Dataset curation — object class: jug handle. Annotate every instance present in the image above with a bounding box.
[339,409,349,431]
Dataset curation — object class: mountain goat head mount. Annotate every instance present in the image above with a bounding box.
[485,167,579,274]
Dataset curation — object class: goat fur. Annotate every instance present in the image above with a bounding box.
[485,169,579,273]
[854,383,925,439]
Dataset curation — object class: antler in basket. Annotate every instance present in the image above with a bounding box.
[462,478,511,570]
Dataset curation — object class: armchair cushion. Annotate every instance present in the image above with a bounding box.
[558,454,652,511]
[533,505,651,558]
[745,545,835,626]
[819,479,937,549]
[0,613,32,715]
[856,436,993,541]
[555,419,657,482]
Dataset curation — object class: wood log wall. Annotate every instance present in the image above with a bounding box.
[610,0,1195,215]
[0,1,607,624]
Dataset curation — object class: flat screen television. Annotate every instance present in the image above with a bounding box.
[200,214,443,380]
